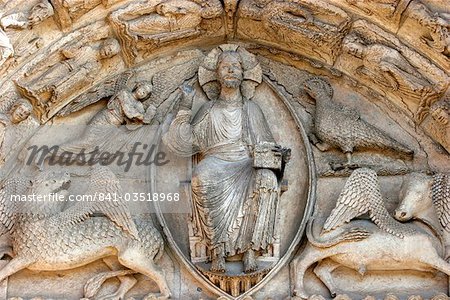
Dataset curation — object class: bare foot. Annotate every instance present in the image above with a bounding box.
[243,250,258,273]
[210,256,226,273]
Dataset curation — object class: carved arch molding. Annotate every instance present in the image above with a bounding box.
[0,0,449,299]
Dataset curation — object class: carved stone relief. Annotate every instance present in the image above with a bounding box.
[14,36,121,123]
[327,0,411,32]
[336,20,448,120]
[237,0,351,65]
[109,0,224,65]
[0,0,448,299]
[399,1,449,71]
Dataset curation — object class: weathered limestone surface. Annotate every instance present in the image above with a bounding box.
[0,0,448,299]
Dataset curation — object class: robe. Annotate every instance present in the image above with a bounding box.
[165,97,280,257]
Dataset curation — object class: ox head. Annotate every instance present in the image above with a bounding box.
[395,172,433,222]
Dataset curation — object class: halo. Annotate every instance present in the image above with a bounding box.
[198,44,262,100]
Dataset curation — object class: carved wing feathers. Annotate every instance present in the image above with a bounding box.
[323,169,374,232]
[0,178,30,234]
[58,71,134,117]
[323,168,408,237]
[57,167,139,239]
[433,174,450,232]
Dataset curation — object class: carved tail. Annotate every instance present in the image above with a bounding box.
[363,124,414,157]
[306,217,371,248]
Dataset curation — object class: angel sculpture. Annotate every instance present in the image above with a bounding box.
[0,166,171,299]
[53,59,202,170]
[58,79,154,155]
[0,100,33,166]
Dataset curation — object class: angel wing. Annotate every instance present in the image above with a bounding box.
[432,173,450,232]
[323,168,404,237]
[144,57,202,110]
[54,166,139,239]
[0,177,31,235]
[57,71,134,117]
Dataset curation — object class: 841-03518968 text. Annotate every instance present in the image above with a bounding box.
[71,192,181,202]
[9,192,181,202]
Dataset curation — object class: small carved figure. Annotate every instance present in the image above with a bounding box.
[1,1,54,30]
[407,1,450,57]
[303,77,413,168]
[258,0,350,64]
[0,100,32,164]
[59,81,152,154]
[291,168,450,298]
[28,0,54,27]
[14,38,121,122]
[416,97,450,153]
[109,0,223,64]
[50,0,105,30]
[0,167,171,299]
[342,40,432,93]
[164,45,290,274]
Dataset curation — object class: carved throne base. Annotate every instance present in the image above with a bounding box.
[195,261,273,297]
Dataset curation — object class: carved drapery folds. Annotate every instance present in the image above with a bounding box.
[0,0,449,299]
[14,36,121,123]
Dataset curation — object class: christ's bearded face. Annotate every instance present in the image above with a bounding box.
[217,52,243,89]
